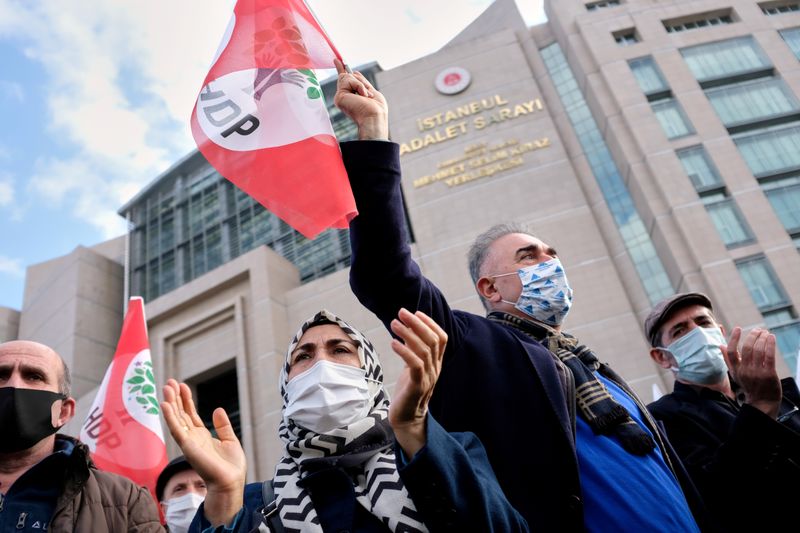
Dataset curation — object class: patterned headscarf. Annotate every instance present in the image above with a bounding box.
[271,310,428,533]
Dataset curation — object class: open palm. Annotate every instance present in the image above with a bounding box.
[162,379,246,494]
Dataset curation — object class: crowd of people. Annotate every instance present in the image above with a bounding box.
[1,62,798,532]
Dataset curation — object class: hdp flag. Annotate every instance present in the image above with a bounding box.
[191,0,356,238]
[80,297,167,500]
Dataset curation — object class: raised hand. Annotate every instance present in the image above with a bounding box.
[333,58,389,140]
[388,308,448,457]
[162,379,246,526]
[721,327,782,419]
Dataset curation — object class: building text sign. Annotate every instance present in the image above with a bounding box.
[413,138,551,189]
[399,94,544,156]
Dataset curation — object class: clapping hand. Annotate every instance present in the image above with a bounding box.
[162,379,246,527]
[721,327,782,419]
[388,309,448,457]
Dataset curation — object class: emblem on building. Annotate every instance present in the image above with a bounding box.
[435,67,472,95]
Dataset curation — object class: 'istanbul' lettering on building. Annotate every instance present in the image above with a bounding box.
[400,97,544,156]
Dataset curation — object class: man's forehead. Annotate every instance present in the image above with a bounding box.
[663,304,714,328]
[0,341,60,367]
[491,233,547,255]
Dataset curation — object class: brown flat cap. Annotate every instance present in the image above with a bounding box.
[644,292,713,347]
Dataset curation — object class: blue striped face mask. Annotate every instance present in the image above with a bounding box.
[496,258,574,326]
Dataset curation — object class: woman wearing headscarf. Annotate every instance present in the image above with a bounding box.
[162,308,527,532]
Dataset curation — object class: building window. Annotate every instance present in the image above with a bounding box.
[702,194,755,247]
[652,99,694,139]
[760,1,800,15]
[736,256,789,310]
[586,0,620,11]
[736,256,800,366]
[780,28,800,59]
[677,146,753,247]
[705,78,800,130]
[541,43,674,304]
[664,10,735,34]
[761,175,800,238]
[734,123,800,178]
[629,57,670,99]
[677,146,723,190]
[196,367,242,441]
[613,29,639,46]
[681,37,771,85]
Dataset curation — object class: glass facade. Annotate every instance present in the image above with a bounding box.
[677,146,753,248]
[682,37,800,246]
[664,13,734,34]
[702,196,754,247]
[629,57,669,98]
[761,2,800,15]
[652,99,694,139]
[734,123,800,177]
[762,175,800,240]
[677,146,722,190]
[681,37,770,84]
[542,43,674,303]
[736,256,800,366]
[705,78,799,128]
[125,65,382,302]
[780,27,800,59]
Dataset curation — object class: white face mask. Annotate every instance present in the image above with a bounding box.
[496,258,574,326]
[664,326,728,385]
[164,492,204,533]
[284,360,372,434]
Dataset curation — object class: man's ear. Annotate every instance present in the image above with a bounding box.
[649,347,674,370]
[476,277,500,304]
[55,397,76,427]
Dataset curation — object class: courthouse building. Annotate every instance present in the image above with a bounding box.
[3,0,800,480]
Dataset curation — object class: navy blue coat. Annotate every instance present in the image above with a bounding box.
[192,415,527,532]
[343,140,710,532]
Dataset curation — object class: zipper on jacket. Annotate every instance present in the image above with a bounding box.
[16,512,27,529]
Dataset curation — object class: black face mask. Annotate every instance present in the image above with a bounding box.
[0,387,67,453]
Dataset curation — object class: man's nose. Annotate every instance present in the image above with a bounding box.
[4,372,25,388]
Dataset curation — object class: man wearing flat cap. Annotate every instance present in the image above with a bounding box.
[645,292,800,532]
[156,456,206,533]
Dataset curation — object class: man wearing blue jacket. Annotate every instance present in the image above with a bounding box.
[334,62,712,532]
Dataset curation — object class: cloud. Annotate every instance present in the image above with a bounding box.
[0,0,545,241]
[0,174,13,206]
[0,0,234,237]
[0,255,24,278]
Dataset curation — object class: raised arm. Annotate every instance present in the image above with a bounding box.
[334,62,466,349]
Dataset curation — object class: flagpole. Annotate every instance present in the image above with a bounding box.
[123,211,131,315]
[301,0,344,62]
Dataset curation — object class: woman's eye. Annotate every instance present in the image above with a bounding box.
[334,346,350,354]
[294,353,310,363]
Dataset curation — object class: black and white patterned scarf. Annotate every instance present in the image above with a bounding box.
[488,311,656,455]
[271,310,428,533]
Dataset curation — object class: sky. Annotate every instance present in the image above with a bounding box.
[0,0,546,310]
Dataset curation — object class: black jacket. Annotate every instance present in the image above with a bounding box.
[649,378,800,532]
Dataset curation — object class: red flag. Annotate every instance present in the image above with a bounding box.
[191,0,356,238]
[80,297,167,501]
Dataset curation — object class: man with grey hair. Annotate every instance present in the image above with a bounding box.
[335,62,711,531]
[0,340,163,531]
